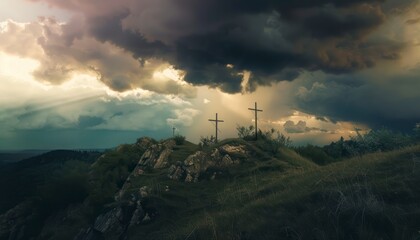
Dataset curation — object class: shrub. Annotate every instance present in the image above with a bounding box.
[324,128,413,158]
[295,144,335,165]
[244,127,292,154]
[199,135,217,148]
[236,125,292,154]
[173,135,186,145]
[236,125,255,140]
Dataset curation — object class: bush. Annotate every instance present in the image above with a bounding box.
[173,135,186,145]
[255,128,292,154]
[236,125,255,140]
[295,144,335,165]
[324,128,413,158]
[199,135,217,148]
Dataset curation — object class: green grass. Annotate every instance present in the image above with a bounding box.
[3,140,420,240]
[125,144,420,239]
[168,141,199,164]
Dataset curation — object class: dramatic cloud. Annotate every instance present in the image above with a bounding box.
[293,68,420,132]
[1,0,420,149]
[283,120,328,134]
[9,0,419,93]
[0,19,196,97]
[166,108,201,127]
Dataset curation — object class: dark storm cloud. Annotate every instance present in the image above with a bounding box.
[28,0,417,93]
[294,69,420,132]
[86,10,169,59]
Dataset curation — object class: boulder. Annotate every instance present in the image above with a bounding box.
[137,139,175,169]
[128,202,145,228]
[0,201,34,240]
[183,151,209,182]
[73,227,102,240]
[219,144,247,155]
[168,164,185,181]
[136,137,155,151]
[139,186,150,198]
[167,144,248,182]
[117,139,175,200]
[93,207,124,234]
[221,154,234,166]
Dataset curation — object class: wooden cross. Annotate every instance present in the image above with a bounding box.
[248,102,263,140]
[208,113,224,142]
[172,127,176,137]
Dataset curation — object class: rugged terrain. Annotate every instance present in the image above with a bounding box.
[1,137,420,240]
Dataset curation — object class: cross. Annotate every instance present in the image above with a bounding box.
[172,127,176,137]
[208,113,224,143]
[248,102,263,140]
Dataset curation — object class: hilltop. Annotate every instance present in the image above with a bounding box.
[0,136,419,240]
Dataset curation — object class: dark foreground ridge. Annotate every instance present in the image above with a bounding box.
[1,137,420,240]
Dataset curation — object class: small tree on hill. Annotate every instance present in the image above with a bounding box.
[173,135,186,145]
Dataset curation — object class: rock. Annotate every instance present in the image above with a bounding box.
[128,204,145,228]
[219,144,247,155]
[211,172,217,180]
[73,227,102,240]
[154,148,172,168]
[183,151,209,182]
[137,139,175,169]
[168,164,186,181]
[136,137,155,151]
[185,173,194,182]
[142,213,151,223]
[93,207,123,233]
[166,144,249,182]
[139,186,150,198]
[210,148,221,161]
[117,139,176,200]
[0,201,34,240]
[184,151,208,169]
[221,154,234,166]
[137,168,144,175]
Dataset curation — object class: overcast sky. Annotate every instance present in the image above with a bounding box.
[1,0,419,149]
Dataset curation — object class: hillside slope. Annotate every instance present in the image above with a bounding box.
[1,139,420,240]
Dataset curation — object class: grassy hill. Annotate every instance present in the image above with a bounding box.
[1,139,420,239]
[122,143,420,239]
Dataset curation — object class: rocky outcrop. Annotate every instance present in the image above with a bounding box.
[137,139,175,170]
[0,201,35,240]
[168,144,248,182]
[76,188,153,240]
[128,202,145,228]
[135,137,156,151]
[77,141,250,240]
[116,140,175,201]
[93,207,124,234]
[167,162,186,181]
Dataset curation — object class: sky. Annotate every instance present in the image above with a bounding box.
[0,0,419,150]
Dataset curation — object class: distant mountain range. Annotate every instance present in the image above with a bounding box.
[0,149,106,164]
